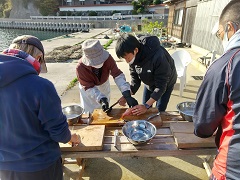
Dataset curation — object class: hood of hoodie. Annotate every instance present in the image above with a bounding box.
[133,36,161,66]
[0,54,37,88]
[224,29,240,52]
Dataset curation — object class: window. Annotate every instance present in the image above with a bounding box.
[174,8,184,26]
[79,0,85,5]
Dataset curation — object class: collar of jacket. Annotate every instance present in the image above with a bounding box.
[224,29,240,53]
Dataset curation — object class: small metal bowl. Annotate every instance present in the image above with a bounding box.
[62,105,84,125]
[122,120,157,145]
[176,102,195,122]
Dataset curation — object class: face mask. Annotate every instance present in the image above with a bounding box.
[221,22,238,51]
[92,63,103,69]
[128,56,135,65]
[222,30,229,51]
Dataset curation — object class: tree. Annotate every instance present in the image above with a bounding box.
[1,0,11,18]
[142,19,164,36]
[153,0,163,5]
[88,11,97,16]
[36,0,59,16]
[132,0,152,14]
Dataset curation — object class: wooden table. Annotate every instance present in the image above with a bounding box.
[61,111,217,178]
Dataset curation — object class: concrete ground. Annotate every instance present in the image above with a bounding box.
[40,29,212,180]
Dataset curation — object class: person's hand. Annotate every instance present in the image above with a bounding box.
[125,97,138,107]
[131,105,148,116]
[122,90,138,107]
[100,97,109,112]
[118,96,127,106]
[70,133,81,147]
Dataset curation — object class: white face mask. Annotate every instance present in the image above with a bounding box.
[92,63,103,69]
[222,30,229,51]
[128,56,135,65]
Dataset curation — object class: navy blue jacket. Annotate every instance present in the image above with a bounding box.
[0,54,71,172]
[193,48,240,179]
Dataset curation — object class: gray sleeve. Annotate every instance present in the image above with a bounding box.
[114,73,130,93]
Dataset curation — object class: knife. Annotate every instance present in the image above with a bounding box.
[104,100,119,113]
[113,129,119,148]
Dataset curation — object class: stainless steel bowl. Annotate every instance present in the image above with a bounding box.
[62,105,84,125]
[122,120,157,145]
[176,102,195,122]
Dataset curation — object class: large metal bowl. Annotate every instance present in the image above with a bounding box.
[62,105,84,125]
[122,120,157,145]
[176,102,195,122]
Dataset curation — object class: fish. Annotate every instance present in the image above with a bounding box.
[121,108,133,119]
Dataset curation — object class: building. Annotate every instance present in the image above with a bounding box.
[63,0,133,6]
[164,0,231,55]
[59,2,168,16]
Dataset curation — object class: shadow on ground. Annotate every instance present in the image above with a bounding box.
[77,156,208,180]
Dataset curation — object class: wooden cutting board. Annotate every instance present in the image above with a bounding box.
[90,108,163,127]
[170,122,195,133]
[170,122,215,149]
[60,125,105,151]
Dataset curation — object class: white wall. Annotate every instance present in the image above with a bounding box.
[191,0,231,54]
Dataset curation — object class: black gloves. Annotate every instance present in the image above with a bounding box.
[122,90,138,107]
[100,97,109,112]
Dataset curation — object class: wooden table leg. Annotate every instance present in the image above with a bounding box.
[203,155,215,177]
[76,158,86,179]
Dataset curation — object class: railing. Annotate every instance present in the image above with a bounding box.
[30,14,168,21]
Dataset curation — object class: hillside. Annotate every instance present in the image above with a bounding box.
[9,0,41,19]
[0,0,59,19]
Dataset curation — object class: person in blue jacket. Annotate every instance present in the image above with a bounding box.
[193,0,240,179]
[0,35,80,180]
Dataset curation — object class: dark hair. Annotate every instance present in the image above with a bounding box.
[115,34,141,58]
[220,0,240,25]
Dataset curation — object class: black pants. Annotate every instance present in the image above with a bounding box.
[0,158,63,180]
[143,85,174,111]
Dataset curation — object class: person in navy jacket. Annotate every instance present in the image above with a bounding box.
[0,35,80,180]
[193,1,240,179]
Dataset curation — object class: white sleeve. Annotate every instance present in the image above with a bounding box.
[114,73,130,93]
[86,86,106,103]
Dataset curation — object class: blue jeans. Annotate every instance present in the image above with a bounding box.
[143,85,174,111]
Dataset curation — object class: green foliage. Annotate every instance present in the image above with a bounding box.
[88,11,97,16]
[132,0,152,14]
[0,0,6,3]
[74,11,82,16]
[3,8,11,17]
[36,0,59,16]
[0,4,4,17]
[59,11,72,16]
[66,77,78,91]
[142,19,164,36]
[103,39,113,50]
[111,10,121,15]
[1,0,11,18]
[153,0,163,5]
